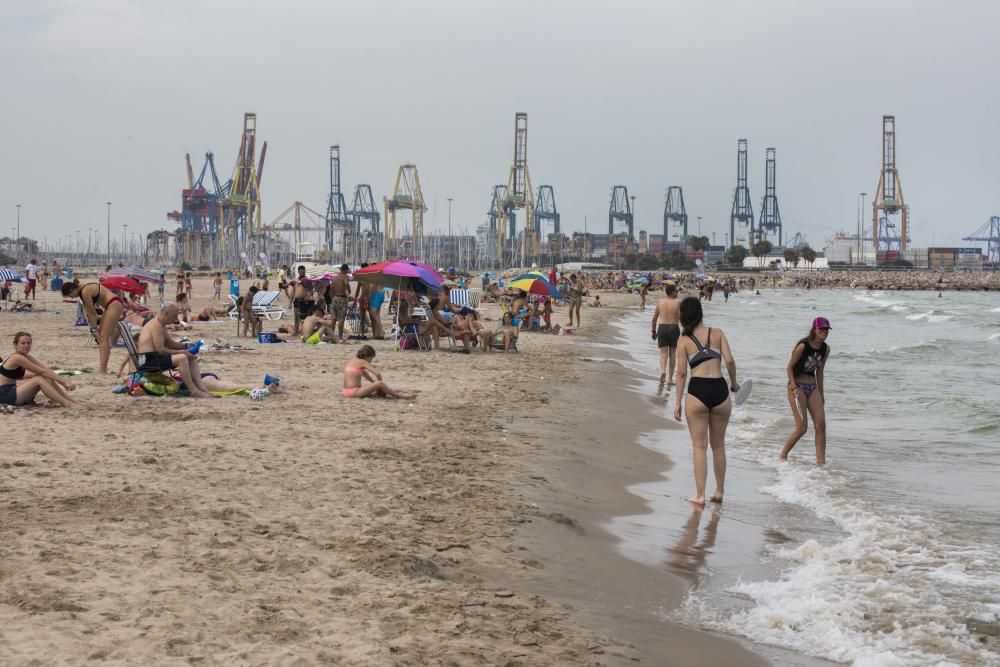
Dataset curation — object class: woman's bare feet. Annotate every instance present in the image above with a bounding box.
[709,492,724,504]
[687,495,706,506]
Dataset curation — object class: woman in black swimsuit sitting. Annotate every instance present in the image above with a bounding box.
[673,297,740,506]
[61,279,124,374]
[780,316,831,465]
[0,332,83,409]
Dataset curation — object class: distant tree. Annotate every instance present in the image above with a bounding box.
[663,250,696,270]
[687,235,710,252]
[637,254,660,270]
[725,244,749,265]
[751,240,773,267]
[801,245,817,267]
[783,248,800,268]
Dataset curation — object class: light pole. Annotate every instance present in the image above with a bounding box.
[15,204,21,262]
[447,197,453,266]
[698,216,703,236]
[122,224,128,264]
[858,192,868,263]
[106,201,112,266]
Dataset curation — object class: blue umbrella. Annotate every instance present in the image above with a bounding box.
[0,268,27,282]
[694,273,708,280]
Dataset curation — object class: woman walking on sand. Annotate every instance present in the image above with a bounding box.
[673,297,739,506]
[779,317,831,465]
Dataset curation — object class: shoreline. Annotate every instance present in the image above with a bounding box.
[506,302,772,665]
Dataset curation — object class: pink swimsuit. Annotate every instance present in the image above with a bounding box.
[343,365,364,398]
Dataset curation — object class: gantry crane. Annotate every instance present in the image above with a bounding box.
[219,112,266,267]
[663,186,688,242]
[497,113,536,266]
[325,145,355,259]
[350,184,382,261]
[759,147,783,246]
[167,151,225,266]
[730,138,755,247]
[535,185,560,260]
[384,164,426,260]
[963,216,1000,264]
[872,115,908,260]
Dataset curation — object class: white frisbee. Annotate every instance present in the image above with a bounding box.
[734,378,753,406]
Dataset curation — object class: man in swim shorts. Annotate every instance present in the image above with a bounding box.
[136,304,215,398]
[651,283,681,385]
[291,265,314,335]
[330,264,351,338]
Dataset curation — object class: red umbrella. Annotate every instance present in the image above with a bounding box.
[100,276,145,295]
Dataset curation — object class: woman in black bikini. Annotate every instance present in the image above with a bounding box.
[61,279,124,374]
[673,297,739,506]
[0,332,83,409]
[780,316,831,465]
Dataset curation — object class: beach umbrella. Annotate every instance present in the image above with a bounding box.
[100,276,145,295]
[508,274,562,299]
[355,260,441,293]
[102,266,164,284]
[0,268,27,283]
[694,273,708,280]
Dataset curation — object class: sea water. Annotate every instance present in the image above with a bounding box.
[604,288,1000,666]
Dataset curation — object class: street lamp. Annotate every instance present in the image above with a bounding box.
[858,192,868,262]
[447,197,453,265]
[15,204,21,262]
[698,216,703,236]
[106,201,112,265]
[122,224,128,263]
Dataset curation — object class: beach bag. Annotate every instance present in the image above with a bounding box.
[140,374,180,396]
[258,332,279,344]
[399,335,419,350]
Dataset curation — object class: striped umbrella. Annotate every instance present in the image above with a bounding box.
[102,266,164,284]
[508,274,562,298]
[0,268,27,283]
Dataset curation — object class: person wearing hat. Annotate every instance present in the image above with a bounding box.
[780,316,832,465]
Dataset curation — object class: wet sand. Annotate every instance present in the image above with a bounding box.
[1,280,768,665]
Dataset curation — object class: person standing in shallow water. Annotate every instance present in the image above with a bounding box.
[651,283,681,385]
[673,297,740,506]
[780,317,831,465]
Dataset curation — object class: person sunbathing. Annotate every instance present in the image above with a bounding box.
[342,345,416,399]
[428,305,472,351]
[480,312,519,352]
[135,304,215,398]
[11,300,47,312]
[0,331,83,408]
[193,304,232,322]
[300,305,348,344]
[397,293,451,350]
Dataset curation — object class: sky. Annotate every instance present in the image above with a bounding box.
[2,0,999,254]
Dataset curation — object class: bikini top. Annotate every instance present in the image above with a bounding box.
[687,328,723,369]
[0,358,26,379]
[792,341,828,377]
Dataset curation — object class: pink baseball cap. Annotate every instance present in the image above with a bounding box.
[812,316,832,330]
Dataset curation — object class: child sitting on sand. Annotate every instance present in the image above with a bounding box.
[342,345,417,399]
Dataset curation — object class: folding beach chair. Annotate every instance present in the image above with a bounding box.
[251,290,285,320]
[346,305,364,335]
[117,320,170,380]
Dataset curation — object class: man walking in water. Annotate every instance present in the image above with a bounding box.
[651,283,681,384]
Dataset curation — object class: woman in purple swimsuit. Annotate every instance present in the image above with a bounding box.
[780,316,832,465]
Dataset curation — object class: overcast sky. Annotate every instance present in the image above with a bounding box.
[3,0,999,253]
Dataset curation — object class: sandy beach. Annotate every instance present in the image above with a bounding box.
[0,278,779,665]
